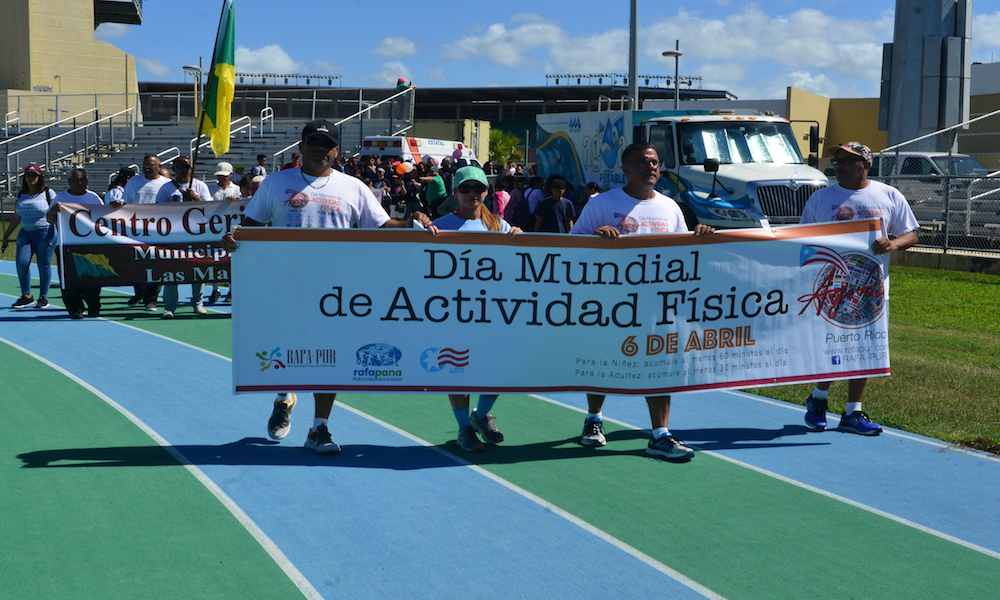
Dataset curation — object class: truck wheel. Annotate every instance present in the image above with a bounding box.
[679,203,700,230]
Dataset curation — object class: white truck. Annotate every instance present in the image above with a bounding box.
[536,109,827,228]
[360,136,480,169]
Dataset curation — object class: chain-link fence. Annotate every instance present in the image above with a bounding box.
[873,108,1000,254]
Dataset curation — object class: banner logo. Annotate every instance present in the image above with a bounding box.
[353,343,402,381]
[797,245,884,328]
[256,348,286,371]
[420,347,470,373]
[71,252,119,278]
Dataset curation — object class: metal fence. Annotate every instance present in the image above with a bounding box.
[874,108,1000,254]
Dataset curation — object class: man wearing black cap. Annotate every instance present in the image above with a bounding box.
[221,120,437,455]
[105,167,136,205]
[800,141,918,436]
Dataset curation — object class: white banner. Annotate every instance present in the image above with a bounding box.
[232,221,891,394]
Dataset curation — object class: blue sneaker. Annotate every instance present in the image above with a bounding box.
[804,395,828,430]
[838,411,882,436]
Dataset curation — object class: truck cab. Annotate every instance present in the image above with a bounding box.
[535,109,827,229]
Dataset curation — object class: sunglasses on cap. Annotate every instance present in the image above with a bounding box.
[456,183,488,194]
[830,156,865,166]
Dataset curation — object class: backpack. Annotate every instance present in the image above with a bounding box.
[513,189,539,229]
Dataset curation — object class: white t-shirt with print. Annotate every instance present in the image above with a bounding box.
[800,180,918,239]
[154,178,213,204]
[123,175,169,205]
[209,182,241,201]
[53,190,103,206]
[244,168,390,229]
[570,187,688,235]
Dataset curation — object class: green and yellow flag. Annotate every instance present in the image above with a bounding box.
[201,0,235,157]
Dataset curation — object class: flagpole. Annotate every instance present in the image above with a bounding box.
[189,0,230,190]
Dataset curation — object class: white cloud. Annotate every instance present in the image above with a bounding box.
[427,67,447,81]
[549,29,628,73]
[373,38,417,57]
[136,57,172,79]
[972,11,1000,50]
[94,22,130,40]
[442,17,564,67]
[314,60,343,75]
[235,45,305,74]
[367,61,413,87]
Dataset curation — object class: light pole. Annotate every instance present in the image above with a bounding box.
[182,57,204,119]
[662,41,682,111]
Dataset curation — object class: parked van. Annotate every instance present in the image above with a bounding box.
[360,136,480,168]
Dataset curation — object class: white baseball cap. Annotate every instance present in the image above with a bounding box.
[214,162,234,176]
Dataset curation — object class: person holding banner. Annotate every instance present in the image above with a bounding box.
[221,119,438,455]
[431,165,522,451]
[569,142,715,461]
[155,156,213,318]
[2,165,57,309]
[47,168,104,318]
[121,155,171,310]
[800,142,918,436]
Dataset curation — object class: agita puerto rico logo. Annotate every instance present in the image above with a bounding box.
[420,348,470,373]
[352,343,403,381]
[796,245,885,328]
[256,348,286,372]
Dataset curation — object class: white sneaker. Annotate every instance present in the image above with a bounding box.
[580,419,607,446]
[194,305,207,315]
[161,310,174,319]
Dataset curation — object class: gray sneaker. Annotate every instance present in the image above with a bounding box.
[457,426,484,452]
[580,419,607,446]
[470,411,504,444]
[646,435,694,461]
[304,423,341,454]
[268,393,296,440]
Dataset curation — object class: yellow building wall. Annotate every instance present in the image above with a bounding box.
[826,97,887,153]
[785,87,830,161]
[0,0,140,124]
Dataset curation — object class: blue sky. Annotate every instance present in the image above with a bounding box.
[96,1,1000,100]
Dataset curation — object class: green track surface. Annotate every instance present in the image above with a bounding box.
[342,393,1000,600]
[3,272,998,599]
[0,342,303,599]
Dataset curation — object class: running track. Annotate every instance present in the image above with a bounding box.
[2,260,998,599]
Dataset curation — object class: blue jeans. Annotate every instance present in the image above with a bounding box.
[162,283,204,311]
[16,226,55,297]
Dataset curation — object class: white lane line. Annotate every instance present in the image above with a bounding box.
[532,392,1000,562]
[336,402,728,600]
[0,336,324,600]
[720,388,999,460]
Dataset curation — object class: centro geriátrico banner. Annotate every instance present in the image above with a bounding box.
[56,200,249,288]
[232,221,892,395]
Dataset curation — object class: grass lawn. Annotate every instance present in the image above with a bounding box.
[747,265,1000,452]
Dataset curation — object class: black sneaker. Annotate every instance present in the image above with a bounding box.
[209,289,222,303]
[304,423,341,454]
[12,295,34,308]
[470,411,504,444]
[34,297,49,309]
[580,419,607,446]
[127,294,142,306]
[268,393,296,440]
[69,310,85,320]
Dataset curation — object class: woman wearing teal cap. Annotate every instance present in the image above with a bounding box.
[432,165,521,451]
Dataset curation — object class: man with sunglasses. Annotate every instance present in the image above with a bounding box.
[571,141,714,461]
[155,156,212,318]
[800,142,918,435]
[221,120,437,455]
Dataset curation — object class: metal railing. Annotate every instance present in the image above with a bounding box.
[260,107,274,134]
[3,111,18,137]
[272,86,416,164]
[4,107,136,193]
[189,115,252,155]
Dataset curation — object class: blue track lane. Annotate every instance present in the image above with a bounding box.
[3,258,999,598]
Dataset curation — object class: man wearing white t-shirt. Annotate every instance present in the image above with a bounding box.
[221,119,438,455]
[155,156,213,318]
[800,141,918,436]
[209,162,241,201]
[570,142,714,461]
[48,168,104,319]
[121,154,170,309]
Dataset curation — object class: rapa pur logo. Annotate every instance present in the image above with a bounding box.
[352,343,403,381]
[256,348,286,371]
[797,245,884,328]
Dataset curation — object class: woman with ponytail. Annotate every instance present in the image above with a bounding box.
[431,165,521,451]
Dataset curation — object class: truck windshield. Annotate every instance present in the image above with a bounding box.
[676,121,803,165]
[931,156,990,176]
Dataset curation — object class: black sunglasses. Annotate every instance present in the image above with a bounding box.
[305,137,336,149]
[456,184,487,194]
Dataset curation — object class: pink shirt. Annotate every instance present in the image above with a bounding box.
[493,190,510,216]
